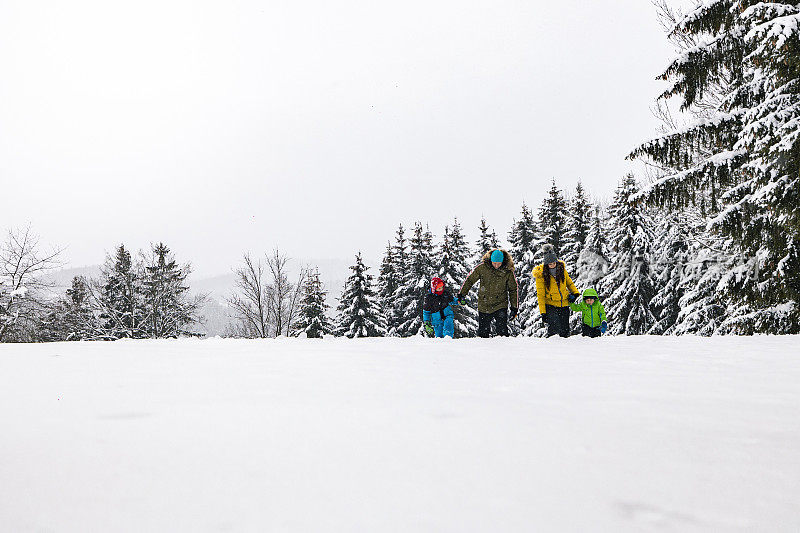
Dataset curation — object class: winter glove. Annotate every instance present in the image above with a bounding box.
[600,321,608,334]
[568,293,578,303]
[457,293,467,306]
[423,321,435,336]
[509,307,518,321]
[540,312,547,323]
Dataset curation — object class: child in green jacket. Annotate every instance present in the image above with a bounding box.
[569,288,607,337]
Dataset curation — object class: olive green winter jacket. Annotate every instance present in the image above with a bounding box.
[459,250,519,314]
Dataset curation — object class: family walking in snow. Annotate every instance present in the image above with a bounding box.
[423,243,608,338]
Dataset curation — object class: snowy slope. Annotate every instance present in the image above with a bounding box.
[1,336,798,532]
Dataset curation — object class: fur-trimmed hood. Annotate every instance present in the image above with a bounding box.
[481,249,514,271]
[460,249,519,312]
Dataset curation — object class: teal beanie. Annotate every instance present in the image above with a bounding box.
[490,250,504,263]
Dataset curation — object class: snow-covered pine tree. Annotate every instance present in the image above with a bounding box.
[335,253,386,338]
[629,1,800,334]
[562,181,592,271]
[384,225,409,336]
[536,179,568,264]
[37,276,98,341]
[528,181,570,336]
[66,276,98,339]
[561,182,594,335]
[437,218,477,337]
[96,244,148,339]
[424,224,436,263]
[142,243,203,338]
[629,0,733,336]
[475,216,500,258]
[376,242,399,335]
[673,245,730,336]
[394,222,436,337]
[294,267,331,338]
[648,214,691,335]
[34,305,66,343]
[575,205,610,288]
[600,175,657,335]
[507,203,538,336]
[647,196,733,337]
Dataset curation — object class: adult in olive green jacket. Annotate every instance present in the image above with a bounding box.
[458,249,519,338]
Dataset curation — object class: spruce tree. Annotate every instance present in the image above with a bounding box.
[600,176,657,335]
[673,245,730,336]
[394,222,436,337]
[377,242,399,335]
[507,203,538,335]
[563,181,592,271]
[37,276,98,341]
[491,230,500,250]
[648,215,691,335]
[576,205,610,288]
[536,179,568,263]
[668,211,731,336]
[630,1,800,333]
[64,275,96,340]
[142,243,201,338]
[294,268,331,338]
[437,218,477,337]
[385,225,409,336]
[423,224,436,268]
[561,182,593,335]
[335,253,386,338]
[97,245,147,339]
[476,217,500,258]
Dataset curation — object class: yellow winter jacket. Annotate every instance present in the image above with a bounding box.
[532,261,579,314]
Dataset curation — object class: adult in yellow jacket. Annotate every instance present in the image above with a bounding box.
[532,244,579,337]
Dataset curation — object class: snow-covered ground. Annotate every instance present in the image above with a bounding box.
[1,336,799,532]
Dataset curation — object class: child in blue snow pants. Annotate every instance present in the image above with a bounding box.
[422,277,459,338]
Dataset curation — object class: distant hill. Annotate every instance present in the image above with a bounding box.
[42,265,103,296]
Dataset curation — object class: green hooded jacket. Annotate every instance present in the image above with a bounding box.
[569,288,607,328]
[459,249,519,314]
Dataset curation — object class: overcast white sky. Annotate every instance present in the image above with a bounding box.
[1,0,676,277]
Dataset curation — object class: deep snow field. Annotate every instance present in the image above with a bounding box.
[1,336,799,532]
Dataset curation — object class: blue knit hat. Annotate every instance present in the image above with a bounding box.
[490,249,504,263]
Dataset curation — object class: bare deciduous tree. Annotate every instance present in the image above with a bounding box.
[227,249,308,338]
[265,249,308,337]
[227,253,270,338]
[0,226,62,342]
